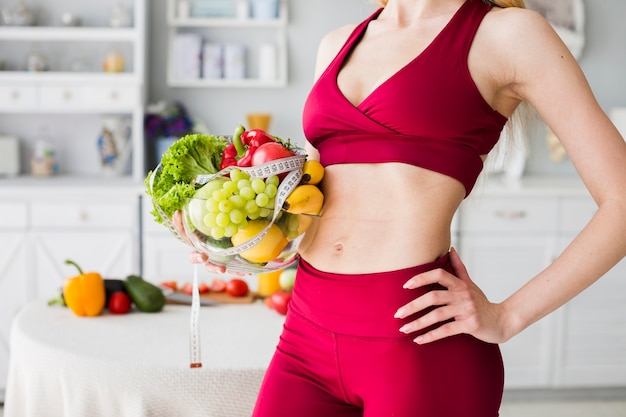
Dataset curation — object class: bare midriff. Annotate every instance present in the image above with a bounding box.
[297,162,466,274]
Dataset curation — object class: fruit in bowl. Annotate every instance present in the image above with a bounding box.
[146,126,324,273]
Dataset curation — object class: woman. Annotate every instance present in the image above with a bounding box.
[195,0,626,415]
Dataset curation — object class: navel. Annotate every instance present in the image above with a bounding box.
[332,242,344,255]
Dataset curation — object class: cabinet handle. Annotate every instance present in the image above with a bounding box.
[493,209,527,219]
[77,210,88,222]
[110,91,119,101]
[63,90,73,101]
[10,90,20,101]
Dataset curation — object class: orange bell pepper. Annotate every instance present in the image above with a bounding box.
[63,260,106,317]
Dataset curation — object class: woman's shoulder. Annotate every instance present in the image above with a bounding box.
[477,6,573,76]
[482,6,560,48]
[314,23,359,78]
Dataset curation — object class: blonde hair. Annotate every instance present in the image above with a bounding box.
[372,0,525,8]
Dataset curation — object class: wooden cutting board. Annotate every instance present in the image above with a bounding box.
[165,290,257,305]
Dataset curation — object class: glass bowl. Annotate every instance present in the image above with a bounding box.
[147,155,316,274]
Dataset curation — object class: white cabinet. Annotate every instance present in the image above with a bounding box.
[554,197,626,387]
[0,185,141,399]
[458,182,626,389]
[0,0,146,181]
[141,196,221,285]
[459,196,560,388]
[166,0,288,88]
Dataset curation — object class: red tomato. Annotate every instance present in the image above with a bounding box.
[269,290,292,315]
[211,278,227,292]
[160,281,178,291]
[108,291,131,314]
[226,279,249,297]
[251,142,296,166]
[181,282,193,295]
[198,282,211,293]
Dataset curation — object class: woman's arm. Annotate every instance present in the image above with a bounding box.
[396,9,626,344]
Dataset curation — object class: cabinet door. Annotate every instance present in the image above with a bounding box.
[458,235,558,388]
[0,232,28,397]
[142,233,219,285]
[31,231,136,300]
[554,236,626,387]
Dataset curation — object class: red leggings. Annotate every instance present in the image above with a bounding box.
[252,254,504,417]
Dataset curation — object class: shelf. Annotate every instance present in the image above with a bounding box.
[0,71,141,84]
[168,77,286,88]
[169,16,286,28]
[0,26,139,42]
[166,0,288,89]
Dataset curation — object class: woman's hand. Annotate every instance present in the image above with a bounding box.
[394,248,513,345]
[189,251,228,274]
[188,251,249,276]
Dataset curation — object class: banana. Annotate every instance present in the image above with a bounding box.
[300,160,325,185]
[283,184,324,216]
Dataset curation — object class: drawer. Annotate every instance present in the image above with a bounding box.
[559,197,597,233]
[84,85,139,109]
[39,85,84,109]
[0,202,28,229]
[31,201,135,228]
[0,85,37,109]
[460,196,559,233]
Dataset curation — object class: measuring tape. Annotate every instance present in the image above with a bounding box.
[185,155,306,368]
[189,264,202,368]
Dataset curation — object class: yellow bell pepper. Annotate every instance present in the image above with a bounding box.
[63,260,106,317]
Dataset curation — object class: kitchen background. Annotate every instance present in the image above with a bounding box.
[1,0,626,413]
[0,0,625,177]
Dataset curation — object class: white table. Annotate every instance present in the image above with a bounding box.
[4,301,285,417]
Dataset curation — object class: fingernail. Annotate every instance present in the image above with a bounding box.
[414,336,424,344]
[394,308,406,319]
[195,255,204,263]
[399,324,410,334]
[403,280,416,289]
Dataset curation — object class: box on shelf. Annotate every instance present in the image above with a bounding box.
[172,33,202,80]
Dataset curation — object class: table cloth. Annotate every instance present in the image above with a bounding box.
[4,301,284,417]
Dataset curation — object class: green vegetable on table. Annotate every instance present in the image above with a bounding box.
[124,275,166,313]
[145,133,228,224]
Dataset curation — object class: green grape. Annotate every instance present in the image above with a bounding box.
[229,208,245,224]
[287,213,300,231]
[224,224,238,238]
[229,194,246,208]
[247,210,260,220]
[203,212,218,228]
[222,180,238,194]
[251,178,266,194]
[211,226,226,240]
[265,175,280,187]
[236,179,251,190]
[239,186,256,201]
[205,198,220,212]
[259,208,271,218]
[245,200,259,214]
[230,169,248,182]
[264,197,276,209]
[215,212,230,228]
[212,189,229,201]
[218,199,233,213]
[255,193,270,208]
[264,183,278,198]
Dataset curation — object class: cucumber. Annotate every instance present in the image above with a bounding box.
[123,275,166,313]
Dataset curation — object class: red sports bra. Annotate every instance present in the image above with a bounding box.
[302,0,508,196]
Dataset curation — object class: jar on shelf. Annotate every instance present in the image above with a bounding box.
[31,135,58,177]
[24,46,49,72]
[98,116,132,176]
[103,47,126,73]
[109,2,132,27]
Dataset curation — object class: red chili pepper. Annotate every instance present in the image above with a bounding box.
[220,126,277,169]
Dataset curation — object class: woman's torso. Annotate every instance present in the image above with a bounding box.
[299,0,519,273]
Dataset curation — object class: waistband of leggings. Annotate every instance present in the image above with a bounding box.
[290,252,452,338]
